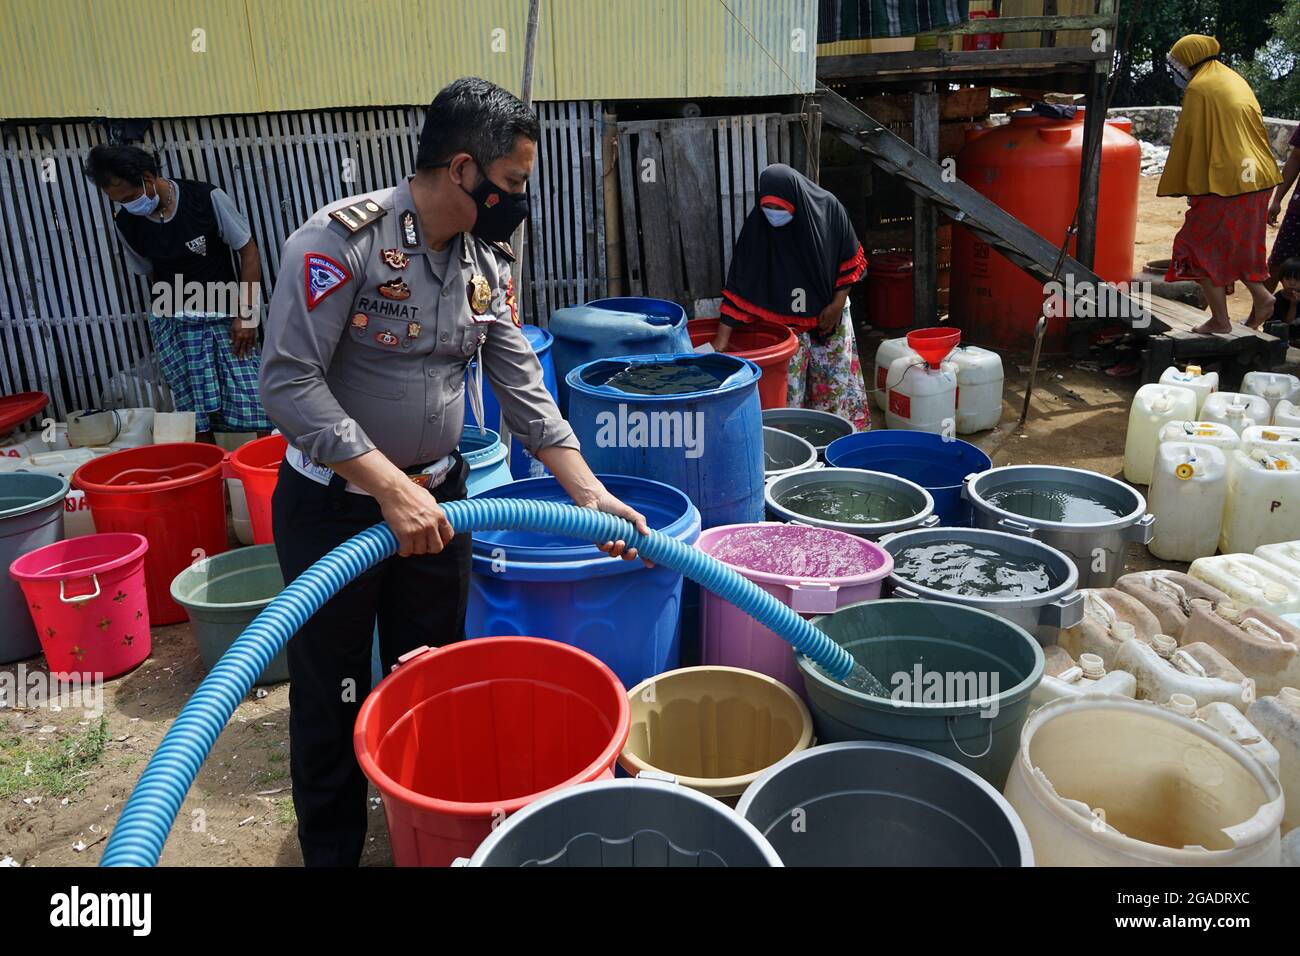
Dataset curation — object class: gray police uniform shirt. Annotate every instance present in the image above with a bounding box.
[260,177,577,471]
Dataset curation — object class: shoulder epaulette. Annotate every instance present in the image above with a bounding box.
[328,199,387,235]
[491,240,516,262]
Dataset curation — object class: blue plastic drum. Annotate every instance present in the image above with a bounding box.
[824,430,991,526]
[467,474,701,689]
[464,324,558,480]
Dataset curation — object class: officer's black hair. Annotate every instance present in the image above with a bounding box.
[83,145,161,188]
[416,77,540,170]
[1280,257,1300,282]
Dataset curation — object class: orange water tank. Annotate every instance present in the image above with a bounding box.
[951,110,1140,353]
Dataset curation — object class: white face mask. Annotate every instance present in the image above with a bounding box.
[122,179,160,216]
[763,207,793,228]
[1168,55,1192,91]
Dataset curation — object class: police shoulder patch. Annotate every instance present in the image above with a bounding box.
[328,200,387,235]
[304,253,351,311]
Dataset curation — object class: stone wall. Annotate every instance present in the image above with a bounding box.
[1108,105,1296,161]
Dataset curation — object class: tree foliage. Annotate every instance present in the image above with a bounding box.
[1110,0,1294,118]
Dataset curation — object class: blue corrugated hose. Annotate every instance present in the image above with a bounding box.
[99,498,854,867]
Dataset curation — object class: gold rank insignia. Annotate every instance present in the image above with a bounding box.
[381,248,409,270]
[330,202,386,234]
[407,322,421,339]
[468,274,492,315]
[377,277,411,300]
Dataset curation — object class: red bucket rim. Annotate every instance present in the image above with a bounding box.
[230,434,288,475]
[687,317,799,365]
[9,531,149,581]
[72,442,227,495]
[354,636,631,818]
[0,391,50,436]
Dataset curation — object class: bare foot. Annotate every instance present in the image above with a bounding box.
[1192,318,1232,334]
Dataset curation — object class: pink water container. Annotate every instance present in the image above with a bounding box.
[695,523,893,692]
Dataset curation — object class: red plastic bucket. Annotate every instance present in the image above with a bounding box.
[72,443,228,625]
[225,434,286,545]
[866,253,914,330]
[9,532,151,678]
[354,636,630,866]
[688,317,799,408]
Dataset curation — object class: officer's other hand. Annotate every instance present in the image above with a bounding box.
[584,491,653,566]
[231,318,257,359]
[379,479,455,557]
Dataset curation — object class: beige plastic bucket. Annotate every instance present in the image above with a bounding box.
[619,666,814,804]
[1003,695,1283,866]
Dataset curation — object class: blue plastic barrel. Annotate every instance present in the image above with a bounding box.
[464,324,558,480]
[467,474,701,689]
[824,430,991,526]
[549,297,693,412]
[460,426,513,496]
[565,352,765,529]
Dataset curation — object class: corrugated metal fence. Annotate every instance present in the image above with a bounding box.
[0,102,605,419]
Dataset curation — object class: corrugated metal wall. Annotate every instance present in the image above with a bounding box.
[2,0,817,119]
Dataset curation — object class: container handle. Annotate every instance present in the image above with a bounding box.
[890,584,920,600]
[1124,513,1156,544]
[634,770,678,784]
[960,472,980,501]
[920,515,941,529]
[788,580,841,615]
[59,575,100,606]
[996,517,1037,537]
[394,645,433,669]
[947,712,994,760]
[1041,590,1086,629]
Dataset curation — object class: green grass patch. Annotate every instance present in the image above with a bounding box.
[0,716,110,799]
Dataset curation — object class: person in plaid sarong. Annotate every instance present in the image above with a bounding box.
[85,145,271,438]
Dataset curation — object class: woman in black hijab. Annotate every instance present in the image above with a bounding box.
[710,164,870,428]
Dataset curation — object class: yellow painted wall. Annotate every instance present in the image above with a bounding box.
[1,0,816,119]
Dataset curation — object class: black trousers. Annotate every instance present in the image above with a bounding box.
[271,455,471,867]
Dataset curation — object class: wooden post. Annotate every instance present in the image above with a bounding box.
[1076,66,1107,270]
[912,83,939,328]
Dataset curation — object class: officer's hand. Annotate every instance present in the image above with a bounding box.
[378,479,455,557]
[585,491,653,566]
[231,318,257,359]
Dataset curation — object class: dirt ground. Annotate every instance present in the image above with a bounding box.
[0,171,1289,869]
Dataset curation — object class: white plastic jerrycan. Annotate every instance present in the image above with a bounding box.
[885,354,958,434]
[1189,553,1300,615]
[1147,442,1227,562]
[947,344,1004,434]
[1059,589,1159,668]
[1115,569,1230,640]
[1247,687,1300,833]
[1201,392,1272,435]
[1242,370,1300,417]
[1123,383,1199,484]
[1275,398,1300,429]
[1156,420,1240,459]
[1221,450,1300,554]
[1257,540,1300,580]
[1195,700,1282,779]
[1115,635,1255,711]
[1241,424,1300,459]
[1186,600,1300,696]
[872,337,916,411]
[1159,364,1219,416]
[1029,651,1137,709]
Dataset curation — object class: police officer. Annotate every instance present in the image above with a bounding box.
[260,77,648,866]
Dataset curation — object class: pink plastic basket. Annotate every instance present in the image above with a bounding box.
[9,532,151,679]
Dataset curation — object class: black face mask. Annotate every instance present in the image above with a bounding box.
[435,159,529,242]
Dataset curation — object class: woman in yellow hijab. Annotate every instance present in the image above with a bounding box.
[1158,34,1281,333]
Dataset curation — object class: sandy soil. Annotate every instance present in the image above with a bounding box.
[0,170,1284,869]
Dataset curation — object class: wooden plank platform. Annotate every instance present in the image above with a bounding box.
[1135,295,1288,383]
